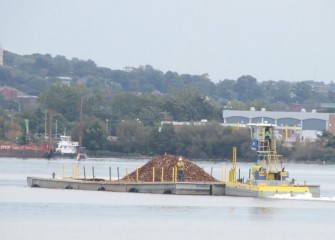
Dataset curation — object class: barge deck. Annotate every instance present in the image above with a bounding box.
[27,176,320,197]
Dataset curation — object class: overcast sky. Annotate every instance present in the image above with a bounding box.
[1,0,335,83]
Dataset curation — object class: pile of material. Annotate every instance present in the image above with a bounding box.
[122,154,219,182]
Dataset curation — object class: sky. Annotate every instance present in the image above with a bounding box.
[1,0,335,83]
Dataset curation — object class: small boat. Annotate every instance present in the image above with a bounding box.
[225,122,320,198]
[53,135,83,159]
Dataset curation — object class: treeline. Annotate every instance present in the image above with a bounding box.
[2,50,335,111]
[97,122,256,160]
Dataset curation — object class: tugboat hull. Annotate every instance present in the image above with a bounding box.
[225,182,319,198]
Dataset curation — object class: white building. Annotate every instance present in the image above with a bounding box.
[223,108,331,141]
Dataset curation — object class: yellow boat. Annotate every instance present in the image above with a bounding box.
[225,123,320,198]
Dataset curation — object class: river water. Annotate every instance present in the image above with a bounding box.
[1,158,335,240]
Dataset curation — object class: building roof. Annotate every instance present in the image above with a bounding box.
[223,109,329,121]
[0,86,25,96]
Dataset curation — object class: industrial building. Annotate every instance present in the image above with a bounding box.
[223,108,334,141]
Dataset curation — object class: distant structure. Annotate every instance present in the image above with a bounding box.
[0,86,38,112]
[0,47,3,67]
[223,108,333,141]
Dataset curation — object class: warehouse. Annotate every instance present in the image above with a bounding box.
[223,108,332,141]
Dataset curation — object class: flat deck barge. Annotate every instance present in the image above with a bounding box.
[27,176,320,197]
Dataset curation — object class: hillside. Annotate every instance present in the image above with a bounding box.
[1,50,335,113]
[1,50,214,96]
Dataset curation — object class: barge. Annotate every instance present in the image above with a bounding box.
[27,176,225,195]
[0,142,52,158]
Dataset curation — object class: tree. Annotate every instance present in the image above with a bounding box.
[163,89,220,121]
[247,100,273,111]
[0,108,11,139]
[84,119,107,151]
[110,93,162,126]
[229,100,247,110]
[38,84,90,122]
[234,75,263,101]
[164,71,181,93]
[215,79,237,100]
[181,73,216,96]
[272,80,293,103]
[114,120,148,154]
[293,82,312,103]
[148,124,177,155]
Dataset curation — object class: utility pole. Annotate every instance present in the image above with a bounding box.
[79,97,83,147]
[48,109,52,146]
[55,119,58,138]
[44,110,47,139]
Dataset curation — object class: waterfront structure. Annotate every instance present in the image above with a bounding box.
[223,108,332,141]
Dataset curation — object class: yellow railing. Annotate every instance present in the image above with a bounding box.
[229,147,237,182]
[161,167,164,182]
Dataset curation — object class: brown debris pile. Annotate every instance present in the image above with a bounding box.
[122,154,219,183]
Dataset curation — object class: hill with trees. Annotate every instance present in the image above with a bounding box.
[1,50,335,162]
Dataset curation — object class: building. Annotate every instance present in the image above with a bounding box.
[17,95,39,111]
[55,76,72,86]
[0,86,38,111]
[223,108,332,141]
[0,86,23,100]
[314,85,330,95]
[0,47,3,67]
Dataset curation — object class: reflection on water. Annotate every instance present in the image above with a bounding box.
[250,207,275,217]
[0,158,335,240]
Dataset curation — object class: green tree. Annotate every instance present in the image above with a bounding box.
[234,75,263,101]
[164,71,182,93]
[163,89,220,121]
[84,119,107,151]
[38,84,89,121]
[0,108,10,139]
[149,124,177,155]
[113,120,148,154]
[110,93,162,126]
[272,80,293,103]
[229,100,247,110]
[215,79,237,100]
[247,100,273,111]
[171,124,251,159]
[293,82,312,103]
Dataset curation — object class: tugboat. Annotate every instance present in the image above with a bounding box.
[225,122,320,198]
[54,134,79,158]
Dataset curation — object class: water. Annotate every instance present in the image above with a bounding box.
[1,158,335,240]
